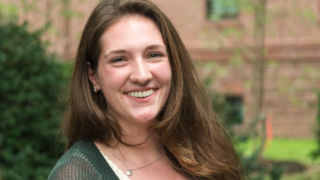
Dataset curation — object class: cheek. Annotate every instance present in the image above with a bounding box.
[97,67,127,92]
[156,62,172,86]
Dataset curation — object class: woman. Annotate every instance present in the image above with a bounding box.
[48,0,243,179]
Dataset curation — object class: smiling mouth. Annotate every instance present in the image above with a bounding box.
[128,89,155,98]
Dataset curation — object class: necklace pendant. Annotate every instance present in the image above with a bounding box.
[126,170,132,176]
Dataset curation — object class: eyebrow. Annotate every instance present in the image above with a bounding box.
[145,44,166,51]
[103,44,166,58]
[103,49,127,59]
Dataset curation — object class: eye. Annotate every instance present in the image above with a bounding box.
[149,52,164,58]
[110,57,126,63]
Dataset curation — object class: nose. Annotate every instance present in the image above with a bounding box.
[129,58,152,85]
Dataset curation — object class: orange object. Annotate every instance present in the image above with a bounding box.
[266,114,273,141]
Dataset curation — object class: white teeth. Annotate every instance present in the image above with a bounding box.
[128,89,154,98]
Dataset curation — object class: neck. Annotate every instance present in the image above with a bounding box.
[116,135,163,176]
[118,133,162,156]
[95,126,164,177]
[116,116,156,146]
[103,115,163,164]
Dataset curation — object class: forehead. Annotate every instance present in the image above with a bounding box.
[100,15,165,51]
[111,14,158,30]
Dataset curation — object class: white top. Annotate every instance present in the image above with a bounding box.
[99,150,131,180]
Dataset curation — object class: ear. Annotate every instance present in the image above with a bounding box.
[87,62,100,91]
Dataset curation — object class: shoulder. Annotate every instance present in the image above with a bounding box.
[48,139,118,180]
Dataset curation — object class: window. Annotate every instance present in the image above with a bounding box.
[206,0,239,21]
[225,95,244,125]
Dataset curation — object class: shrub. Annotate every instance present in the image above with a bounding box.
[312,92,320,160]
[201,64,276,179]
[0,20,68,179]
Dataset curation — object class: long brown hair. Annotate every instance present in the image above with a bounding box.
[63,0,243,179]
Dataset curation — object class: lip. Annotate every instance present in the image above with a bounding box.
[125,88,157,93]
[125,88,157,103]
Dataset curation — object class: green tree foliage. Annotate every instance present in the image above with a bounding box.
[0,20,68,179]
[200,62,282,179]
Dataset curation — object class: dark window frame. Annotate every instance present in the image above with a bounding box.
[225,95,244,125]
[206,0,240,21]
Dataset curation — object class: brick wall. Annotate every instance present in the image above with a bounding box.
[157,0,320,138]
[1,0,320,138]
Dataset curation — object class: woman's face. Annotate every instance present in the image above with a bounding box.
[89,15,172,127]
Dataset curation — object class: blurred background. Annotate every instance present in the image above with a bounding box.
[0,0,320,179]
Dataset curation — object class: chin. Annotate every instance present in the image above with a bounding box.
[133,114,158,124]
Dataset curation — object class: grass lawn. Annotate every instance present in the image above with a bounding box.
[263,138,320,164]
[241,138,320,179]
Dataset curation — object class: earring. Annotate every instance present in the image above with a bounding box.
[93,86,97,93]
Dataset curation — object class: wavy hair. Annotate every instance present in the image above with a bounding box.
[63,0,243,179]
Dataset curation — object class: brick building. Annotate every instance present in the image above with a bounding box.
[2,0,320,138]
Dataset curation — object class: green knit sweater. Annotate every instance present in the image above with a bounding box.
[48,139,119,180]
